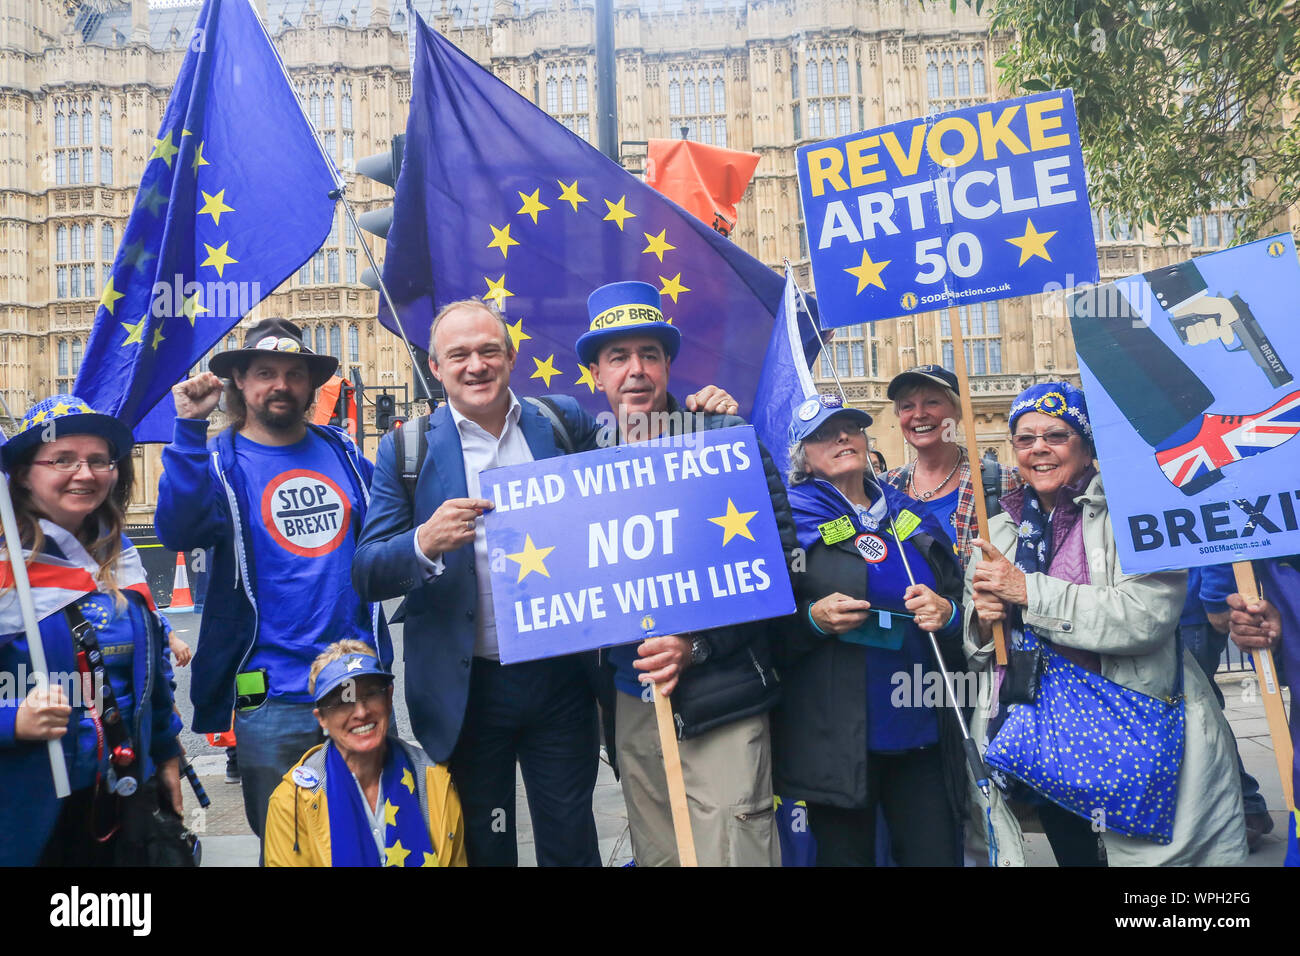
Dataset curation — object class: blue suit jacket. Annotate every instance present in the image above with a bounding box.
[351,395,599,763]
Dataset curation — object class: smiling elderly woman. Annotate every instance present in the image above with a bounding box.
[770,394,970,866]
[264,641,466,867]
[963,382,1247,867]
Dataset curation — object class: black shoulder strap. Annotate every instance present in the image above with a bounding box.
[982,458,1003,517]
[398,414,430,500]
[525,396,575,455]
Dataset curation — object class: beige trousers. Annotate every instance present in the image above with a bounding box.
[614,692,778,867]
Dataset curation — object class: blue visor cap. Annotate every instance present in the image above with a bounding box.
[790,393,873,444]
[313,654,395,704]
[575,280,682,365]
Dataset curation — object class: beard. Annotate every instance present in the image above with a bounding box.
[251,392,306,431]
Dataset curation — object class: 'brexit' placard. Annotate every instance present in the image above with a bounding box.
[797,89,1098,327]
[481,425,794,664]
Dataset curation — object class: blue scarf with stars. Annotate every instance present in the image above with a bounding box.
[325,741,435,867]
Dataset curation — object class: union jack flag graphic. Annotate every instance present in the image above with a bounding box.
[1155,390,1300,493]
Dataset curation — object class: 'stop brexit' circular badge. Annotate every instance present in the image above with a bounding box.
[261,469,351,557]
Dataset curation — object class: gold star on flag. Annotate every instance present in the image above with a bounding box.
[151,326,166,350]
[530,354,560,387]
[382,799,399,827]
[421,852,439,867]
[844,249,890,293]
[575,365,597,393]
[1006,217,1057,266]
[121,238,157,270]
[506,534,555,582]
[191,140,210,175]
[120,315,147,346]
[487,223,519,259]
[182,291,210,326]
[150,131,179,169]
[708,498,758,545]
[98,277,125,315]
[138,181,168,217]
[401,768,415,794]
[603,196,636,230]
[642,229,675,262]
[658,272,690,303]
[201,241,238,277]
[557,179,587,211]
[483,274,514,307]
[384,840,411,867]
[516,188,550,224]
[198,189,234,226]
[506,317,530,351]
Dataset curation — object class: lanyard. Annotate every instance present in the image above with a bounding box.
[65,599,139,796]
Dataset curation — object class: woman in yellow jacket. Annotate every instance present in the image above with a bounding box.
[265,641,466,867]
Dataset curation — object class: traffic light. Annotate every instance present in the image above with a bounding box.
[354,133,405,291]
[375,393,396,433]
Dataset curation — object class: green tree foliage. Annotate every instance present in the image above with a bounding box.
[961,0,1300,241]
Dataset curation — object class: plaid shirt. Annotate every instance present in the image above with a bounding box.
[882,449,1021,566]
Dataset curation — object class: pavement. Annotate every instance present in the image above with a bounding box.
[165,606,1291,867]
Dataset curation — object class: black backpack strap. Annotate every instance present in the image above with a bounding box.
[981,457,1003,517]
[524,396,575,455]
[397,414,429,500]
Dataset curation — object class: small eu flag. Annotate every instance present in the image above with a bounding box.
[751,266,822,483]
[74,0,338,441]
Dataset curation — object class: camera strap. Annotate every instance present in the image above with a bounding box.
[64,597,139,797]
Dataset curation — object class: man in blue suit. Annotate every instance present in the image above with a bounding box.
[353,298,734,866]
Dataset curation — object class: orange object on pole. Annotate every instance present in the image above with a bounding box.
[169,552,193,610]
[645,139,760,237]
[311,374,358,437]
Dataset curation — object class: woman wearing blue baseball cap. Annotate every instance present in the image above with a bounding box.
[770,394,970,865]
[265,640,466,866]
[0,395,186,866]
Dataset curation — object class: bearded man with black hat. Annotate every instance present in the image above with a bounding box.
[156,318,391,849]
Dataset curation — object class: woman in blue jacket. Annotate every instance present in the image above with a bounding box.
[0,395,182,866]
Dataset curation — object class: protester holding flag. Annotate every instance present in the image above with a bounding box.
[0,397,183,866]
[773,394,967,866]
[963,382,1247,866]
[881,366,1019,564]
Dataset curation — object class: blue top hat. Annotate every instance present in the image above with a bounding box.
[789,393,873,444]
[1,395,135,473]
[575,280,682,365]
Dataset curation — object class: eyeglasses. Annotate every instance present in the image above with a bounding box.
[806,421,862,444]
[31,457,117,474]
[1011,429,1074,450]
[318,685,389,717]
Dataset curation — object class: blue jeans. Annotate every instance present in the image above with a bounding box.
[233,697,325,840]
[1180,622,1267,816]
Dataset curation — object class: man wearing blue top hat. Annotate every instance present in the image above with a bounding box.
[578,279,799,867]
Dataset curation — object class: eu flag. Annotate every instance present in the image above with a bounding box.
[380,14,787,414]
[751,266,822,484]
[74,0,338,442]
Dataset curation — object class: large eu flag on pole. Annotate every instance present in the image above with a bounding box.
[380,14,786,414]
[75,0,338,442]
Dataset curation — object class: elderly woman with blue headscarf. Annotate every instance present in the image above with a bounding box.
[771,394,970,866]
[963,382,1247,866]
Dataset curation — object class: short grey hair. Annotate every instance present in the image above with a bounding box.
[428,298,512,364]
[891,382,961,418]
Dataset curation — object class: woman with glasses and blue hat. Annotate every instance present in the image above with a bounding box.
[0,395,184,865]
[265,640,466,866]
[770,393,970,866]
[962,381,1246,866]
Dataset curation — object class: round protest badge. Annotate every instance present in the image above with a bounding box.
[260,469,352,558]
[292,765,320,789]
[854,533,889,564]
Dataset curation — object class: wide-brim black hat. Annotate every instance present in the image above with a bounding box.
[209,318,338,389]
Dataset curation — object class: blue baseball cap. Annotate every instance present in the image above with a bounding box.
[575,280,682,365]
[1,395,134,473]
[886,364,960,400]
[790,393,873,444]
[312,652,394,704]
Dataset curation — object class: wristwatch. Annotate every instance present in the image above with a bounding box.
[689,635,711,666]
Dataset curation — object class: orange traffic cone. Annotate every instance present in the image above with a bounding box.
[170,552,194,610]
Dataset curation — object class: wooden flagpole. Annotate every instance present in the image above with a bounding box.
[652,682,698,866]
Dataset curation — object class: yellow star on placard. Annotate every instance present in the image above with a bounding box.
[138,181,168,217]
[642,229,676,262]
[658,272,690,303]
[575,364,597,393]
[557,179,587,211]
[483,274,514,307]
[98,277,125,315]
[201,241,238,277]
[198,189,234,226]
[384,840,411,867]
[531,354,560,387]
[487,223,519,259]
[182,291,210,326]
[516,188,550,224]
[421,851,439,867]
[150,131,179,169]
[844,249,890,293]
[151,326,165,350]
[382,799,399,827]
[507,534,555,582]
[708,498,758,545]
[603,196,636,230]
[120,315,147,346]
[190,140,210,174]
[401,768,415,794]
[506,317,530,351]
[1006,217,1057,266]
